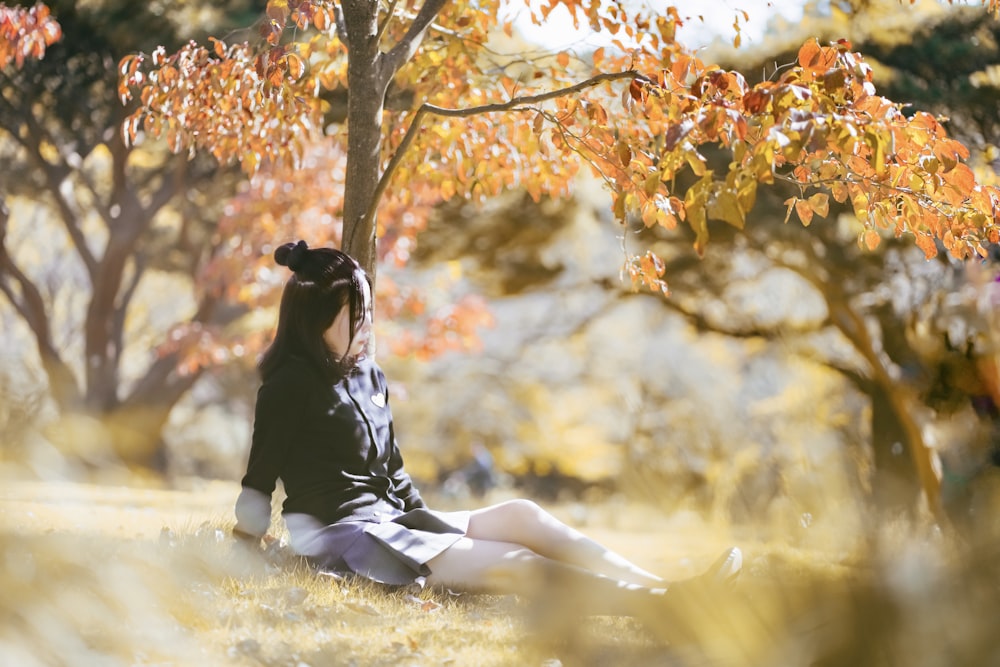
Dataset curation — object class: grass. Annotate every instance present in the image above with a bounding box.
[1,476,999,666]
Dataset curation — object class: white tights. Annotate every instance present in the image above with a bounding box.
[425,499,670,619]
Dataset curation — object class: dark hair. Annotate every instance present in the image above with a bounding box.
[258,241,371,381]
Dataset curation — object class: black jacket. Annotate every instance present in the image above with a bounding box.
[234,355,425,538]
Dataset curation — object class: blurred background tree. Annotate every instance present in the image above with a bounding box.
[618,0,1000,525]
[0,0,266,471]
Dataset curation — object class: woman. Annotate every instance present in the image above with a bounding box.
[233,241,741,638]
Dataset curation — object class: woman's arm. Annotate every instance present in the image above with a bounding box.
[234,369,303,538]
[384,387,426,511]
[388,435,426,511]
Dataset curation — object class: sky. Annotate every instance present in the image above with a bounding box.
[499,0,809,52]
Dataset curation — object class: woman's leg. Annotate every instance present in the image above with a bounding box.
[464,499,664,586]
[426,537,744,647]
[425,536,665,619]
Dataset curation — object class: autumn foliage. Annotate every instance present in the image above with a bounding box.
[0,2,60,69]
[5,0,1000,366]
[112,0,1000,304]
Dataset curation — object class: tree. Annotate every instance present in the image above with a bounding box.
[118,0,1000,507]
[629,2,1000,522]
[0,0,491,474]
[0,1,267,469]
[123,0,1000,273]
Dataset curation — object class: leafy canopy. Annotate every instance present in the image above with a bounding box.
[117,0,1000,297]
[0,3,60,69]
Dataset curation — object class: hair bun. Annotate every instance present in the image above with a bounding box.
[275,240,309,272]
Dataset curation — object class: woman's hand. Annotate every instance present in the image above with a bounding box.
[231,528,263,551]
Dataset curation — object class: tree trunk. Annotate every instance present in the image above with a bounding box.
[340,1,388,279]
[84,234,132,411]
[827,294,944,521]
[870,386,923,516]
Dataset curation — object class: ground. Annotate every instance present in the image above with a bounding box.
[1,478,996,666]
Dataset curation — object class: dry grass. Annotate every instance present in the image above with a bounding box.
[1,478,998,666]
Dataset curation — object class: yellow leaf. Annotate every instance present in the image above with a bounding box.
[685,179,711,255]
[783,197,796,224]
[266,0,289,22]
[644,172,660,196]
[807,192,829,218]
[795,199,814,227]
[685,151,706,177]
[862,229,881,251]
[830,182,849,203]
[441,178,456,199]
[708,189,744,229]
[613,193,626,221]
[285,53,304,80]
[641,204,658,227]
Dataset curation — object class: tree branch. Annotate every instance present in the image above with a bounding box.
[540,108,623,191]
[819,358,874,394]
[0,85,93,246]
[146,158,189,217]
[332,3,349,46]
[0,202,51,345]
[378,0,448,86]
[651,291,819,339]
[375,0,402,48]
[110,253,146,371]
[0,202,80,406]
[365,70,645,231]
[16,113,100,278]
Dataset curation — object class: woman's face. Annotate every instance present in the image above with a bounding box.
[323,273,372,360]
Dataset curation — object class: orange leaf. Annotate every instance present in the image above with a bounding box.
[797,39,837,75]
[210,37,226,58]
[945,163,975,195]
[556,52,570,67]
[617,141,632,167]
[629,78,646,102]
[797,39,821,69]
[830,182,849,203]
[795,199,815,226]
[862,229,881,251]
[314,8,329,31]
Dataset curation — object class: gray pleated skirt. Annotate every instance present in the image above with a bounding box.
[285,507,470,586]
